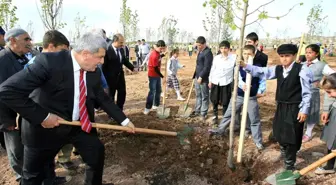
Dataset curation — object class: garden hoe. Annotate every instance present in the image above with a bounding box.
[266,150,336,185]
[177,79,194,118]
[59,120,192,145]
[157,55,170,119]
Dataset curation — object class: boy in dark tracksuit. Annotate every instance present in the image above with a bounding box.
[241,44,313,171]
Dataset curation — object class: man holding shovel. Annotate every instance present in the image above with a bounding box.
[240,44,312,171]
[0,32,135,185]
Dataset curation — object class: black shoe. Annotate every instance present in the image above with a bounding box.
[53,176,72,185]
[102,183,114,185]
[190,111,200,117]
[57,161,77,170]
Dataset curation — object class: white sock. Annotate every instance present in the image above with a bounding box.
[176,90,182,98]
[305,123,315,137]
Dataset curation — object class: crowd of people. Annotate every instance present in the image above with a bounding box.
[0,24,335,185]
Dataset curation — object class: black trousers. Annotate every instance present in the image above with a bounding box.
[109,74,126,110]
[326,149,336,170]
[0,132,5,149]
[279,143,297,171]
[210,83,232,118]
[21,128,105,185]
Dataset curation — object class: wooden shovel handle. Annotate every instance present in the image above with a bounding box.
[59,120,177,137]
[299,151,336,175]
[162,55,169,106]
[296,33,305,62]
[186,79,195,105]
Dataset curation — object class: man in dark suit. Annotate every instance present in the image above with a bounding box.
[0,32,135,185]
[192,36,213,121]
[0,26,6,150]
[0,28,32,182]
[102,34,134,110]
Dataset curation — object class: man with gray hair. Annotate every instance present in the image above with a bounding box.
[0,28,32,182]
[0,32,135,185]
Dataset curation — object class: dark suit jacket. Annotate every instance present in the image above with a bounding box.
[254,50,268,67]
[0,50,127,148]
[193,47,213,83]
[0,47,26,130]
[102,45,134,88]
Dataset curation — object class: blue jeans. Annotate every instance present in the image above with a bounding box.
[194,79,209,116]
[146,77,161,109]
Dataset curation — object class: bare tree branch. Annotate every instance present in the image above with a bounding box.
[213,0,229,12]
[233,0,243,12]
[231,8,242,21]
[247,0,276,16]
[265,3,301,19]
[245,18,260,27]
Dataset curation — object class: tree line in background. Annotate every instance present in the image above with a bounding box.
[0,0,334,45]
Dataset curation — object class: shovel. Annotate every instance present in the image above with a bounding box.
[266,150,336,185]
[157,55,170,119]
[177,79,194,118]
[59,120,192,145]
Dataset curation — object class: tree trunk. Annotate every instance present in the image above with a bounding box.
[228,0,248,164]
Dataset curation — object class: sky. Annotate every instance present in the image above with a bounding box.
[9,0,336,43]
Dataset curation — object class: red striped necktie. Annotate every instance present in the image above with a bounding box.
[79,69,92,133]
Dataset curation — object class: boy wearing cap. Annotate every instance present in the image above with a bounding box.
[240,44,313,171]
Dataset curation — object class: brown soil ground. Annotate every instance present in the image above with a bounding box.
[1,49,336,185]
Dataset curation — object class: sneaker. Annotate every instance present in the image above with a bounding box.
[256,143,265,150]
[177,97,185,101]
[53,176,72,185]
[212,116,218,125]
[314,167,335,175]
[143,108,150,115]
[152,106,158,110]
[302,134,312,143]
[190,111,200,118]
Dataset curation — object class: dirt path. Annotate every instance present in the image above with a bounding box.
[1,50,336,184]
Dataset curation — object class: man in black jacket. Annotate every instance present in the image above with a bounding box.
[0,28,32,182]
[102,34,134,110]
[0,26,6,150]
[192,36,213,121]
[0,32,135,185]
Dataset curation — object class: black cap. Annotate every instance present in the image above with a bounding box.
[277,44,298,55]
[0,26,5,35]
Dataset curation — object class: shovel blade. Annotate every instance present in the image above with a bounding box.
[274,170,300,185]
[177,104,192,118]
[157,106,170,119]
